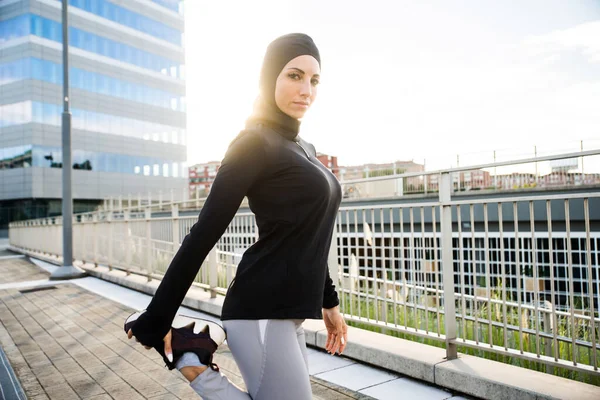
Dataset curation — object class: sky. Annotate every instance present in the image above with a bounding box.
[183,0,600,173]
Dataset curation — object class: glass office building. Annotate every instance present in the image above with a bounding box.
[0,0,187,234]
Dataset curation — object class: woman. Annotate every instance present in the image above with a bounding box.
[127,33,348,400]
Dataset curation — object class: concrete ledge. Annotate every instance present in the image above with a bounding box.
[81,264,226,317]
[436,353,600,400]
[316,326,444,384]
[10,247,600,400]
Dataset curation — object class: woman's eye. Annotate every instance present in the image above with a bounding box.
[311,79,320,86]
[288,73,301,80]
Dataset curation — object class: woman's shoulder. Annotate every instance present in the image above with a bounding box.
[228,126,266,149]
[229,124,284,152]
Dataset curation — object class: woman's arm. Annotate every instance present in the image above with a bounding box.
[131,131,268,347]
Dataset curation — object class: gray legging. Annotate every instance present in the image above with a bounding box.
[175,319,312,400]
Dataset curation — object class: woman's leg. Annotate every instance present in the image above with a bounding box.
[293,319,309,373]
[226,319,312,400]
[176,352,250,400]
[177,319,312,400]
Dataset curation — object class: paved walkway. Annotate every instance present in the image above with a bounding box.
[0,251,471,399]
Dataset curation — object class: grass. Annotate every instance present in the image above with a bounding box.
[341,281,600,386]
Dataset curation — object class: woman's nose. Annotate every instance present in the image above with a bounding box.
[299,80,312,97]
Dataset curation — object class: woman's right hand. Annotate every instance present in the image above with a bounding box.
[128,328,174,363]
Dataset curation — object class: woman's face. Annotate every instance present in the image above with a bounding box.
[274,55,320,120]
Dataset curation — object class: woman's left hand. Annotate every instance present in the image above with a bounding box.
[323,306,348,355]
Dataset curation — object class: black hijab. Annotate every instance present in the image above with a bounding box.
[246,33,321,141]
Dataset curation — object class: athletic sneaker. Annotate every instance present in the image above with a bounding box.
[124,310,226,371]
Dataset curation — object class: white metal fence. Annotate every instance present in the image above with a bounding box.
[9,151,600,379]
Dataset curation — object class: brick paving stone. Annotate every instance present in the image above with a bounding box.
[32,365,68,388]
[66,344,90,356]
[142,366,186,387]
[24,350,53,368]
[74,352,105,370]
[85,395,113,400]
[53,357,86,377]
[122,372,170,397]
[20,379,47,397]
[43,345,71,362]
[85,365,125,386]
[164,381,199,399]
[146,395,178,400]
[44,383,80,400]
[0,257,49,282]
[18,343,42,355]
[35,371,68,388]
[103,382,146,400]
[64,372,106,398]
[123,350,160,370]
[104,355,141,376]
[311,377,377,400]
[86,344,119,360]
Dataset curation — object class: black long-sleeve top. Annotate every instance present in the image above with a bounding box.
[131,120,342,347]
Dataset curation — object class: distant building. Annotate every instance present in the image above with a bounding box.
[542,172,600,187]
[316,153,339,178]
[338,160,425,198]
[189,161,220,198]
[495,173,538,190]
[339,160,424,181]
[418,169,493,192]
[0,0,187,234]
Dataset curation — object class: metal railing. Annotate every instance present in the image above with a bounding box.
[8,150,600,379]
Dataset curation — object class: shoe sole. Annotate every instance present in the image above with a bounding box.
[124,311,226,346]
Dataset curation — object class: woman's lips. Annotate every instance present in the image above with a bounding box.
[293,102,309,108]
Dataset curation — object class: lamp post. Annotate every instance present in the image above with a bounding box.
[50,0,86,280]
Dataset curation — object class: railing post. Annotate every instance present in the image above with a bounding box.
[172,204,180,253]
[208,247,218,298]
[124,210,131,275]
[107,211,113,271]
[71,214,76,262]
[80,214,85,263]
[440,171,457,360]
[93,213,98,267]
[543,302,554,375]
[145,207,152,281]
[327,229,340,289]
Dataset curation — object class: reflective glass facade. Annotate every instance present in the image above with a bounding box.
[0,15,183,78]
[0,0,186,229]
[0,102,186,145]
[59,0,182,45]
[0,145,188,178]
[1,58,185,111]
[151,0,183,14]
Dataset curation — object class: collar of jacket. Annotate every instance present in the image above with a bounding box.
[246,100,300,141]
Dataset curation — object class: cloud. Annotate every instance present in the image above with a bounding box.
[523,20,600,64]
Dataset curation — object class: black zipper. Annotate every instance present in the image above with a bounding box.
[295,141,311,159]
